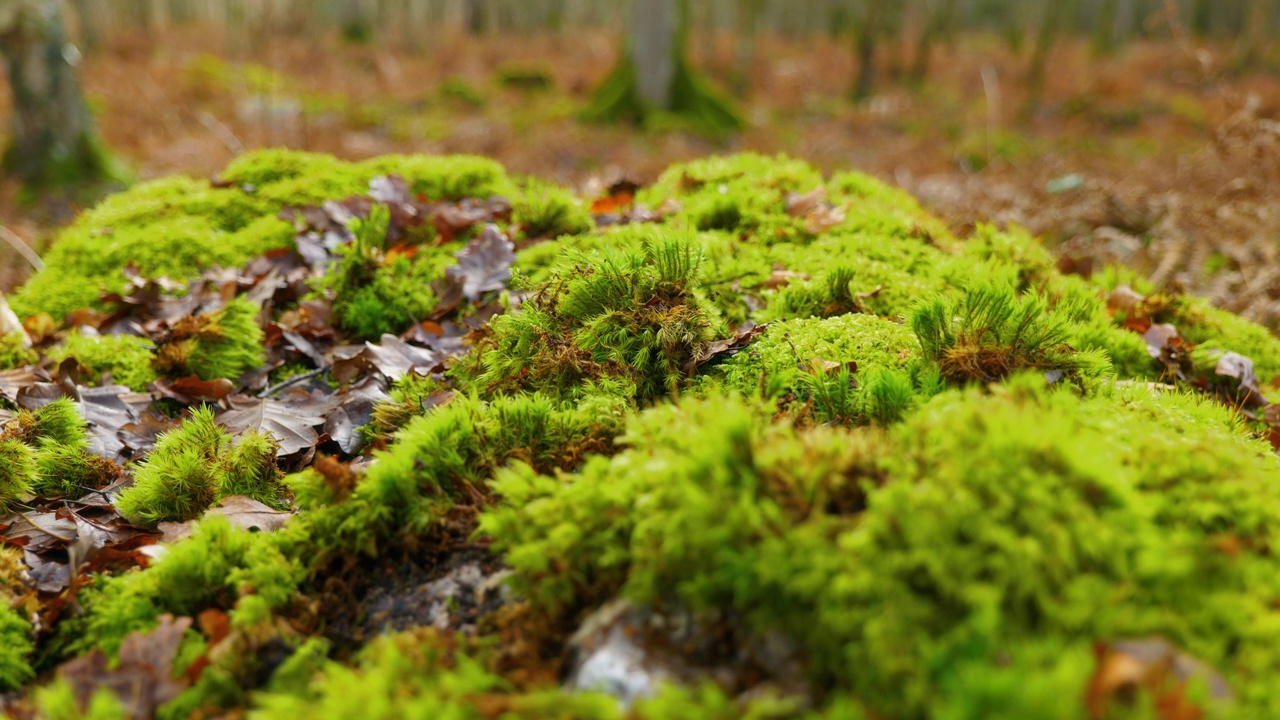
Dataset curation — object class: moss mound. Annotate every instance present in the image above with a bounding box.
[7,150,1280,719]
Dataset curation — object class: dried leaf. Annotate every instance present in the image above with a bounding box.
[1212,351,1268,410]
[58,615,192,720]
[217,395,324,457]
[684,323,769,374]
[1086,637,1233,720]
[158,496,292,543]
[446,225,516,303]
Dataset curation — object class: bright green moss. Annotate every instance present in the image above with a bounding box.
[45,331,157,390]
[5,397,88,447]
[32,440,118,497]
[1177,296,1280,383]
[512,178,592,239]
[152,297,266,381]
[317,205,443,340]
[35,678,128,720]
[912,282,1111,386]
[367,373,448,440]
[707,313,925,420]
[0,332,36,370]
[0,604,34,693]
[12,151,514,321]
[115,407,281,525]
[474,234,726,402]
[482,382,1280,716]
[61,516,302,660]
[0,439,35,514]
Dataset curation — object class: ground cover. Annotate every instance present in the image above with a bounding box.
[1,149,1280,718]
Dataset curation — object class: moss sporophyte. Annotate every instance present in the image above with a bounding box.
[2,150,1280,718]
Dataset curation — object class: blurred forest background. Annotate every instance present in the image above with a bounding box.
[3,0,1280,326]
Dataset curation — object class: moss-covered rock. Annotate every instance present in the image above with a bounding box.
[12,150,1280,719]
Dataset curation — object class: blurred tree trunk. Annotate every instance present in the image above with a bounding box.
[732,0,764,98]
[851,0,886,101]
[910,0,955,84]
[1234,0,1272,69]
[1023,0,1067,118]
[1190,0,1212,36]
[1092,0,1118,55]
[71,0,97,51]
[0,0,111,186]
[633,0,679,108]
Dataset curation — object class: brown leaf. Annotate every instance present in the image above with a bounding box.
[684,323,770,374]
[217,394,325,457]
[119,410,183,455]
[59,615,192,720]
[445,225,516,303]
[153,376,235,404]
[1212,351,1268,410]
[333,335,442,384]
[1086,638,1233,720]
[158,496,292,543]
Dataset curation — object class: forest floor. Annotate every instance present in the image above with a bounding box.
[2,27,1280,325]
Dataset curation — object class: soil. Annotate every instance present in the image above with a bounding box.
[2,26,1279,326]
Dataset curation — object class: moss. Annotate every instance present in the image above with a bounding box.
[60,516,302,660]
[45,331,157,390]
[32,440,119,497]
[512,178,592,240]
[114,407,281,525]
[367,373,449,441]
[0,603,34,693]
[0,332,37,369]
[32,678,127,720]
[11,151,514,322]
[911,282,1111,386]
[3,398,88,447]
[473,233,725,402]
[481,380,1280,716]
[0,439,35,513]
[317,205,443,341]
[1176,296,1280,383]
[152,297,266,381]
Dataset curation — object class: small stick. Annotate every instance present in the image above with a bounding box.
[0,225,44,271]
[258,367,326,398]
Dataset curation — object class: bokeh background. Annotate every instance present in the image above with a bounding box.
[3,0,1280,325]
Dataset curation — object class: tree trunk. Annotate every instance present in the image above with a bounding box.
[0,0,108,186]
[851,0,885,101]
[632,0,679,109]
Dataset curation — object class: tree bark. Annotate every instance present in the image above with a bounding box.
[632,0,679,109]
[0,0,106,185]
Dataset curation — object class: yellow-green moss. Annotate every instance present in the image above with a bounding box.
[45,331,157,390]
[11,151,515,322]
[114,407,281,525]
[0,332,37,370]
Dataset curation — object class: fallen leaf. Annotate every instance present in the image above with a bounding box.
[158,496,292,544]
[153,376,235,404]
[1086,637,1233,720]
[333,335,442,384]
[445,225,516,303]
[684,323,769,374]
[1212,351,1268,410]
[119,410,183,455]
[58,615,192,720]
[217,395,325,457]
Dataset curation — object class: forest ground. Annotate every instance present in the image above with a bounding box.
[2,26,1279,326]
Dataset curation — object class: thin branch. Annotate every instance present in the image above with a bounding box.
[0,224,44,272]
[257,367,326,398]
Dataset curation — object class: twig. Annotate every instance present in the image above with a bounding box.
[196,110,246,155]
[0,224,44,272]
[258,367,326,398]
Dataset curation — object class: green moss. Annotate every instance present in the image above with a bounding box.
[114,407,281,525]
[482,380,1280,716]
[153,297,266,381]
[45,331,157,390]
[911,282,1111,386]
[512,179,592,240]
[0,332,36,370]
[32,440,118,497]
[11,151,514,321]
[318,205,442,341]
[473,235,726,402]
[0,604,34,693]
[367,373,448,441]
[0,439,35,514]
[4,398,88,447]
[33,678,127,720]
[61,516,302,660]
